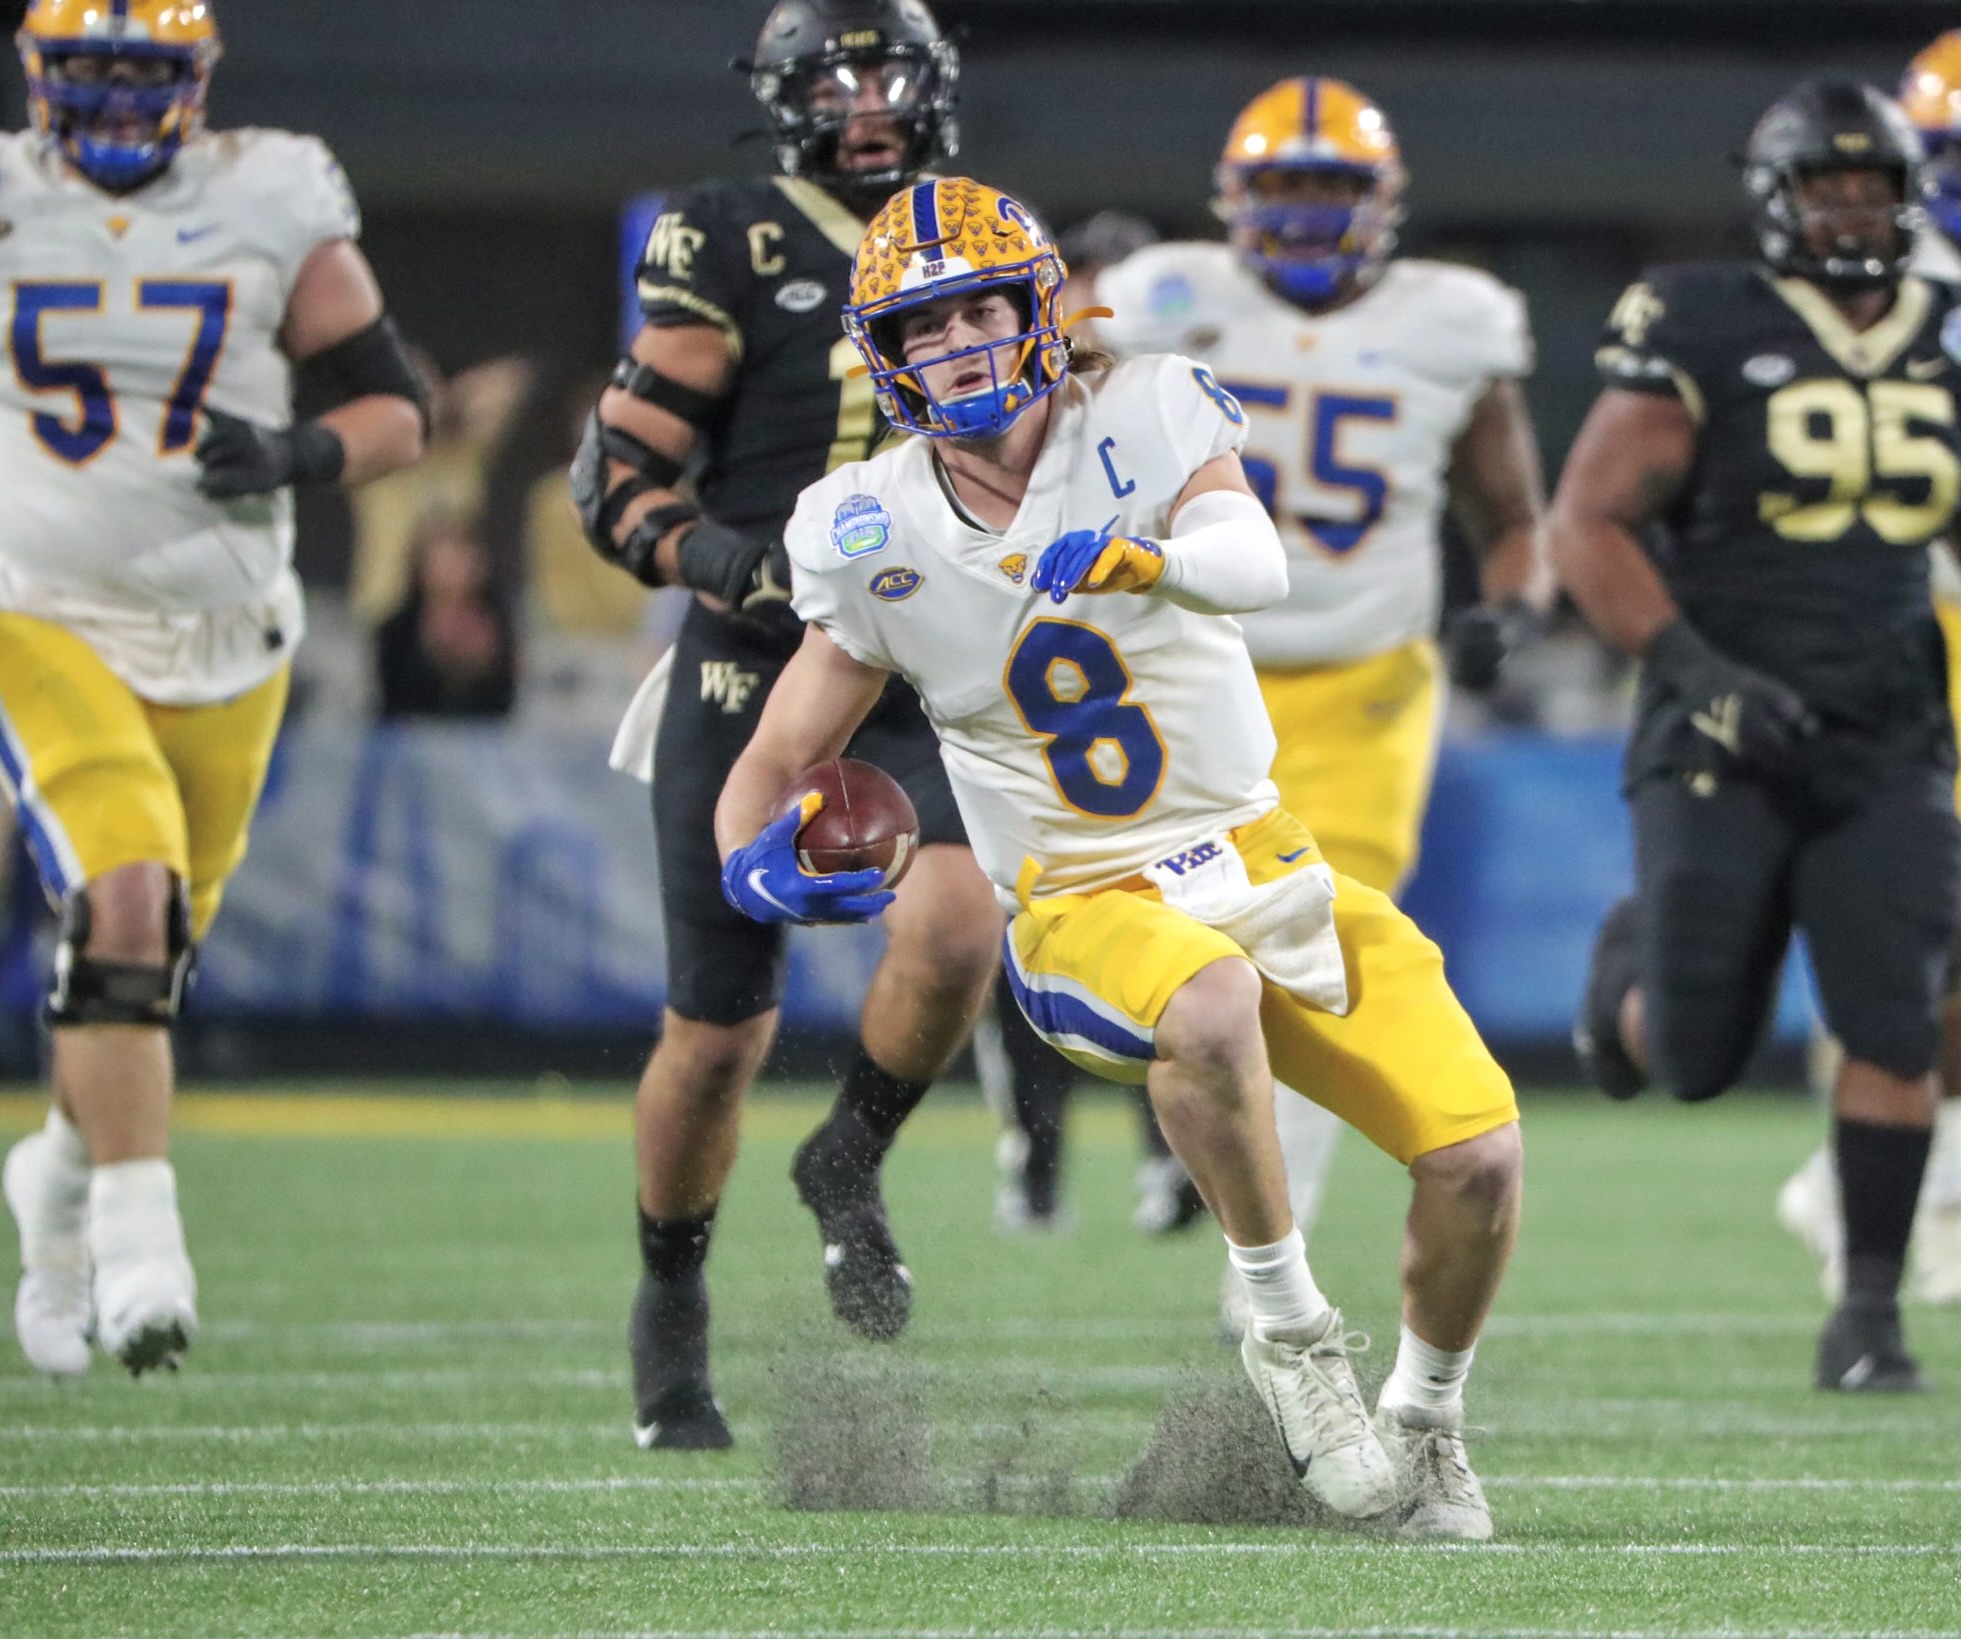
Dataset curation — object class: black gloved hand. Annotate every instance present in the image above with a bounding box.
[1444,599,1542,692]
[677,519,791,612]
[1645,617,1819,777]
[194,409,345,499]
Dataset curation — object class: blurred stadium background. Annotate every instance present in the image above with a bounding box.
[3,0,1955,1084]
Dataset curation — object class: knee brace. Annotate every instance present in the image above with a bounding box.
[44,883,195,1029]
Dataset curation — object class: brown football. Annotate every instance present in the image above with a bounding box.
[783,757,920,887]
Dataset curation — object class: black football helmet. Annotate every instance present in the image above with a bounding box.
[741,0,958,202]
[1744,79,1926,291]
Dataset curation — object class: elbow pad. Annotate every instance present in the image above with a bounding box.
[296,314,430,435]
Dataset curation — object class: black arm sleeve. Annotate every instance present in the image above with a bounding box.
[297,314,432,434]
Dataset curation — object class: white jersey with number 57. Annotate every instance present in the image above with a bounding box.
[1098,244,1531,667]
[0,127,360,701]
[787,354,1281,904]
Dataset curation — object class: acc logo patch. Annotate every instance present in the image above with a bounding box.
[1942,307,1961,365]
[999,553,1028,584]
[832,494,892,559]
[1742,353,1795,387]
[775,278,827,313]
[870,567,923,602]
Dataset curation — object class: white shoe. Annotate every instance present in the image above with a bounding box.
[1909,1198,1961,1306]
[1239,1308,1401,1519]
[3,1130,92,1379]
[1776,1147,1844,1303]
[88,1162,197,1375]
[1373,1399,1492,1541]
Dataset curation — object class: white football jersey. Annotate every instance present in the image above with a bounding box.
[0,127,360,702]
[788,355,1279,902]
[1097,245,1531,667]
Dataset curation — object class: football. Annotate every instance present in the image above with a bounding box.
[783,757,919,886]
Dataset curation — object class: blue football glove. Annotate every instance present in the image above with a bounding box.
[720,795,896,926]
[1030,528,1164,604]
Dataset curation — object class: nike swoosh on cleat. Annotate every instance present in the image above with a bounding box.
[1278,847,1310,863]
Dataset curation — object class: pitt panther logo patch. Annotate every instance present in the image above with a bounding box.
[999,553,1028,584]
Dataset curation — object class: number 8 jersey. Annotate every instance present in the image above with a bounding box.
[786,353,1280,903]
[0,127,359,702]
[1597,261,1961,780]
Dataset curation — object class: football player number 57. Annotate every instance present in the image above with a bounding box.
[11,279,233,466]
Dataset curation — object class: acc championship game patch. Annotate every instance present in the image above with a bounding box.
[870,567,923,602]
[833,494,893,559]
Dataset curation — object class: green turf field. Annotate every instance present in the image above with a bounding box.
[1,1085,1958,1638]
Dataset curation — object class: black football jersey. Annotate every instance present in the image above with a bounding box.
[1598,261,1961,779]
[635,175,878,647]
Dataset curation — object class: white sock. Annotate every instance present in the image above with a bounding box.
[1378,1322,1476,1416]
[43,1106,90,1174]
[87,1159,187,1266]
[1225,1226,1331,1341]
[1923,1101,1961,1210]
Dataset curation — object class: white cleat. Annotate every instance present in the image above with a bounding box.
[1240,1308,1401,1520]
[1775,1147,1844,1304]
[87,1162,197,1376]
[3,1131,92,1379]
[1909,1199,1961,1306]
[1373,1400,1493,1542]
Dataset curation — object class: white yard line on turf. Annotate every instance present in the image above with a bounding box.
[5,1544,1959,1565]
[6,1474,1961,1500]
[372,1628,1961,1639]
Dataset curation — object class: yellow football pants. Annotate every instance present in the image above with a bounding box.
[1003,808,1517,1165]
[0,611,289,939]
[1257,638,1443,896]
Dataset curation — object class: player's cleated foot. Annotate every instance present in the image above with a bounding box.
[629,1269,733,1450]
[791,1126,913,1342]
[91,1255,195,1376]
[1775,1146,1845,1303]
[1909,1198,1961,1306]
[87,1161,197,1377]
[993,1130,1074,1234]
[1133,1155,1207,1235]
[4,1130,93,1379]
[1240,1308,1401,1520]
[1574,895,1646,1101]
[633,1379,733,1451]
[1373,1400,1493,1542]
[1814,1302,1927,1393]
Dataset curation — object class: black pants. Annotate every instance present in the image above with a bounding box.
[652,599,966,1026]
[1630,763,1961,1100]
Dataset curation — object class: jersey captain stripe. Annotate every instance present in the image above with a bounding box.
[909,180,940,252]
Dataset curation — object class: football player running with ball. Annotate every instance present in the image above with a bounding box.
[1096,77,1549,1299]
[0,0,427,1377]
[717,178,1525,1539]
[574,0,1012,1452]
[1774,40,1961,1309]
[1559,82,1961,1390]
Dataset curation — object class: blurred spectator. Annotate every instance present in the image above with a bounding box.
[1058,209,1161,329]
[349,353,534,624]
[522,372,652,639]
[375,518,519,719]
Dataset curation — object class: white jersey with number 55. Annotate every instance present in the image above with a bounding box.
[0,127,359,701]
[787,353,1280,903]
[1098,243,1531,666]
